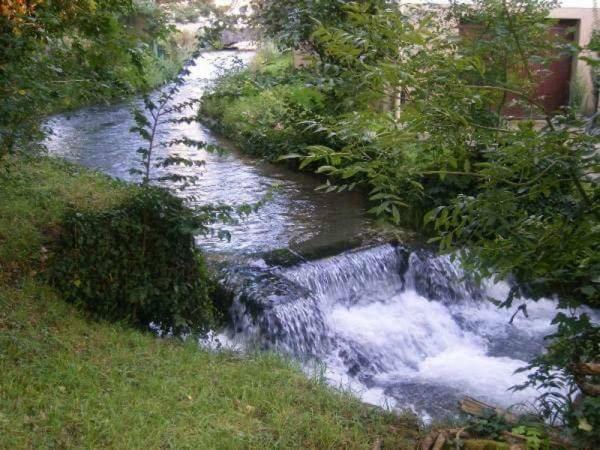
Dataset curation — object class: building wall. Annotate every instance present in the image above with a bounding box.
[549,8,597,114]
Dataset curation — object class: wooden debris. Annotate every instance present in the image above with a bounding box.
[459,397,519,424]
[372,437,382,450]
[419,428,470,450]
[571,362,600,376]
[419,432,436,450]
[431,432,447,450]
[570,362,600,397]
[453,427,468,449]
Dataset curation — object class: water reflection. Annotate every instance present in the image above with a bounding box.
[46,51,369,254]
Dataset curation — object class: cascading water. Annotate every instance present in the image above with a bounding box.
[224,244,562,419]
[45,50,591,420]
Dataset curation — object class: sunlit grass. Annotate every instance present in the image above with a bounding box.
[0,156,419,449]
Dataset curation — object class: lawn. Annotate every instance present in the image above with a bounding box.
[0,156,419,449]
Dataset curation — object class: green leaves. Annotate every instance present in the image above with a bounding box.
[1,0,178,160]
[239,3,600,442]
[130,66,207,189]
[49,186,220,335]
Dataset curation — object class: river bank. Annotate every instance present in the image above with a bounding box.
[0,156,419,448]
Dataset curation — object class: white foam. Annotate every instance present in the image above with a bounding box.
[416,347,536,407]
[325,289,544,410]
[328,291,484,371]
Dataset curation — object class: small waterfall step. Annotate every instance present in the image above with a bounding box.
[220,243,558,419]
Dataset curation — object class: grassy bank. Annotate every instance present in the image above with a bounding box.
[0,157,419,448]
[199,50,334,161]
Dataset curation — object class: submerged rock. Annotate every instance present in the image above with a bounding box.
[404,251,483,304]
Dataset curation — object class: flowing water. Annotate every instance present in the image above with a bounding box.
[46,51,369,255]
[46,51,582,419]
[223,245,562,419]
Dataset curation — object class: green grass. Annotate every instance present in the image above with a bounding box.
[199,50,333,161]
[0,157,419,449]
[0,157,133,284]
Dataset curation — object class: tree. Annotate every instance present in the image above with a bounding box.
[280,1,598,441]
[249,0,386,51]
[0,0,172,160]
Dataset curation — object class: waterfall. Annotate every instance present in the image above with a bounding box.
[44,48,592,421]
[224,244,562,418]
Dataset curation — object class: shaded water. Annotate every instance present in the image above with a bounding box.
[46,51,575,419]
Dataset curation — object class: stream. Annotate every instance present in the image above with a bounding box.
[46,51,571,420]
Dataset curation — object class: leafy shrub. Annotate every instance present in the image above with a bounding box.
[0,0,201,162]
[249,0,387,51]
[200,52,336,160]
[49,186,218,335]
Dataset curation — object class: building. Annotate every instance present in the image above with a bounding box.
[549,7,597,114]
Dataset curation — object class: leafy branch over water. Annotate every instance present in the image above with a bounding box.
[130,54,277,241]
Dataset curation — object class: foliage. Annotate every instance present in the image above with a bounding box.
[0,0,190,160]
[49,186,218,335]
[41,56,254,334]
[0,156,226,335]
[282,0,580,226]
[511,426,550,450]
[466,413,553,449]
[163,0,217,24]
[0,157,132,285]
[197,9,247,50]
[130,54,269,239]
[467,412,513,441]
[200,50,334,160]
[237,0,600,443]
[130,58,209,188]
[249,0,385,51]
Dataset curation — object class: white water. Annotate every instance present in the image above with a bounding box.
[323,288,553,414]
[228,245,572,418]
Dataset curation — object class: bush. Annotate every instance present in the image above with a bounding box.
[49,186,218,335]
[200,52,335,160]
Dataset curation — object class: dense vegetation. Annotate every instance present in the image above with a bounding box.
[0,157,418,448]
[0,0,223,333]
[50,186,219,334]
[249,0,384,50]
[0,3,423,447]
[161,0,217,24]
[200,50,334,159]
[2,0,598,446]
[201,0,600,445]
[0,0,232,333]
[0,0,192,159]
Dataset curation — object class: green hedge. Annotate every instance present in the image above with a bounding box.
[50,186,218,335]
